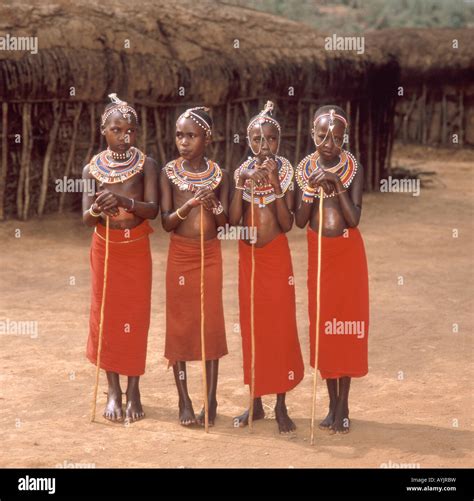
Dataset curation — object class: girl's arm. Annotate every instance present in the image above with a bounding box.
[334,166,363,227]
[228,170,246,226]
[295,184,313,228]
[273,182,294,232]
[214,170,229,227]
[125,157,159,219]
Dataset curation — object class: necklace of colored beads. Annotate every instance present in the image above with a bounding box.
[235,156,294,208]
[88,146,145,184]
[296,150,358,201]
[165,157,222,192]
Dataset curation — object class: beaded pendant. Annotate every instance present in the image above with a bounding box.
[89,146,145,184]
[164,157,222,192]
[295,150,358,201]
[235,156,294,208]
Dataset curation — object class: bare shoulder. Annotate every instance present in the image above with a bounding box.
[144,156,158,173]
[82,164,93,179]
[220,168,230,183]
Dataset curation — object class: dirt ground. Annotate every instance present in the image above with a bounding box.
[1,145,472,468]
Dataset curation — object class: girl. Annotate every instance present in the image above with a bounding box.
[229,101,304,434]
[295,105,369,434]
[159,107,229,427]
[82,93,159,423]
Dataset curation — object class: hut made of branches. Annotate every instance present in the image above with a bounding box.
[366,28,474,148]
[0,0,399,220]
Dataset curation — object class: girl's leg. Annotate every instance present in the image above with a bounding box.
[331,376,351,434]
[125,376,145,422]
[275,392,297,434]
[197,359,220,426]
[103,371,123,422]
[319,378,338,429]
[173,361,196,426]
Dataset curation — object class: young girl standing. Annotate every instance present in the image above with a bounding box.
[295,105,369,434]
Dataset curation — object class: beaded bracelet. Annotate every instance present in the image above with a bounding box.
[302,191,315,203]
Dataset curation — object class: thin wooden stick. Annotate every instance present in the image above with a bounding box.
[16,103,30,219]
[59,103,83,212]
[225,101,231,168]
[248,181,256,431]
[90,215,110,423]
[200,205,209,433]
[83,103,96,168]
[310,187,324,446]
[0,102,8,221]
[153,108,167,166]
[294,100,302,168]
[38,100,61,217]
[140,105,147,152]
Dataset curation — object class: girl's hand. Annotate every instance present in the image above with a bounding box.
[248,167,270,187]
[188,187,216,210]
[308,169,339,195]
[196,186,219,210]
[262,157,279,189]
[95,190,120,216]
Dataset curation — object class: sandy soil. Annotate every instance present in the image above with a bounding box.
[0,146,472,468]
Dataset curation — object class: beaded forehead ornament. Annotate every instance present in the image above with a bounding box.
[101,93,138,127]
[313,108,348,149]
[247,100,281,156]
[177,107,212,137]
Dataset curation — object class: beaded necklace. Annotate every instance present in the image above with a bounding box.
[164,157,222,192]
[296,150,358,201]
[235,156,294,208]
[88,146,145,184]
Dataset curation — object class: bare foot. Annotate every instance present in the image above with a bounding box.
[234,399,265,428]
[196,400,217,427]
[179,399,196,426]
[319,407,336,430]
[124,390,145,423]
[329,402,350,435]
[103,390,123,422]
[275,404,296,434]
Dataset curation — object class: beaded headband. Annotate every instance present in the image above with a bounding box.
[313,108,348,149]
[247,101,281,156]
[314,109,348,130]
[101,93,138,127]
[247,101,281,136]
[177,107,212,136]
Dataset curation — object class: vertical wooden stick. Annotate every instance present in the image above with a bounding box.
[310,187,324,446]
[140,106,147,153]
[38,101,61,216]
[225,101,231,169]
[153,108,167,166]
[248,181,256,430]
[91,215,110,422]
[83,103,96,167]
[294,100,302,168]
[59,103,83,212]
[200,205,209,433]
[0,102,8,221]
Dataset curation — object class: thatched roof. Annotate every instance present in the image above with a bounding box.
[365,28,473,84]
[0,0,395,104]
